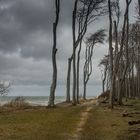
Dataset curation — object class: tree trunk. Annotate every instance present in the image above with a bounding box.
[131,64,134,97]
[48,0,60,107]
[83,82,87,100]
[113,21,119,99]
[108,0,114,108]
[72,0,78,105]
[102,79,105,93]
[76,40,82,103]
[66,57,72,102]
[83,46,90,100]
[118,0,132,105]
[118,79,123,105]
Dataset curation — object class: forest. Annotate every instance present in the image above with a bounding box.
[49,0,140,108]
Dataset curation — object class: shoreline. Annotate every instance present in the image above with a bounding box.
[0,96,97,107]
[0,97,98,114]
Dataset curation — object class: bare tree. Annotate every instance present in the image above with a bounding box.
[66,0,107,104]
[0,81,11,95]
[99,55,109,93]
[107,0,132,107]
[48,0,60,107]
[76,0,107,103]
[83,29,106,99]
[72,0,78,105]
[129,23,140,98]
[108,0,114,108]
[111,0,120,102]
[117,0,132,105]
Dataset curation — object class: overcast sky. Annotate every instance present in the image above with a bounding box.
[0,0,137,96]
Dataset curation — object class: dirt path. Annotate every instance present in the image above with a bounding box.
[69,99,98,140]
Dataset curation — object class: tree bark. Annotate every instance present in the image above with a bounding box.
[76,40,82,103]
[66,57,72,102]
[72,0,78,105]
[118,0,132,105]
[48,0,60,107]
[108,0,114,108]
[83,81,87,100]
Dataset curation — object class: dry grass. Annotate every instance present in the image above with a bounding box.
[4,97,30,107]
[80,99,140,140]
[1,97,31,111]
[0,98,139,140]
[0,105,85,140]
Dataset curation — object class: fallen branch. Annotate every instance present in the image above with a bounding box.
[128,120,140,125]
[122,112,140,117]
[129,127,140,132]
[124,104,134,107]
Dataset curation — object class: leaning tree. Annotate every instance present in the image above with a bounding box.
[83,29,106,99]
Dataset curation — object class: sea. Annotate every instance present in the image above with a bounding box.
[0,96,96,106]
[0,85,101,106]
[0,96,65,106]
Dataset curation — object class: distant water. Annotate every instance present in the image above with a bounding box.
[0,96,95,106]
[0,84,101,106]
[9,85,102,97]
[0,96,64,106]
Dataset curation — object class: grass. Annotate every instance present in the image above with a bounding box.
[80,99,140,140]
[0,106,85,140]
[0,99,139,140]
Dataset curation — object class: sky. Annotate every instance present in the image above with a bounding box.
[0,0,138,96]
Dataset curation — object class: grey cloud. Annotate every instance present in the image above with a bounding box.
[0,0,53,55]
[0,52,51,85]
[12,0,53,31]
[0,0,137,90]
[0,0,74,60]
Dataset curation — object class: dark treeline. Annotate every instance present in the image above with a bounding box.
[48,0,140,107]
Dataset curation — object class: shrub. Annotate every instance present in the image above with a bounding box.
[3,96,30,109]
